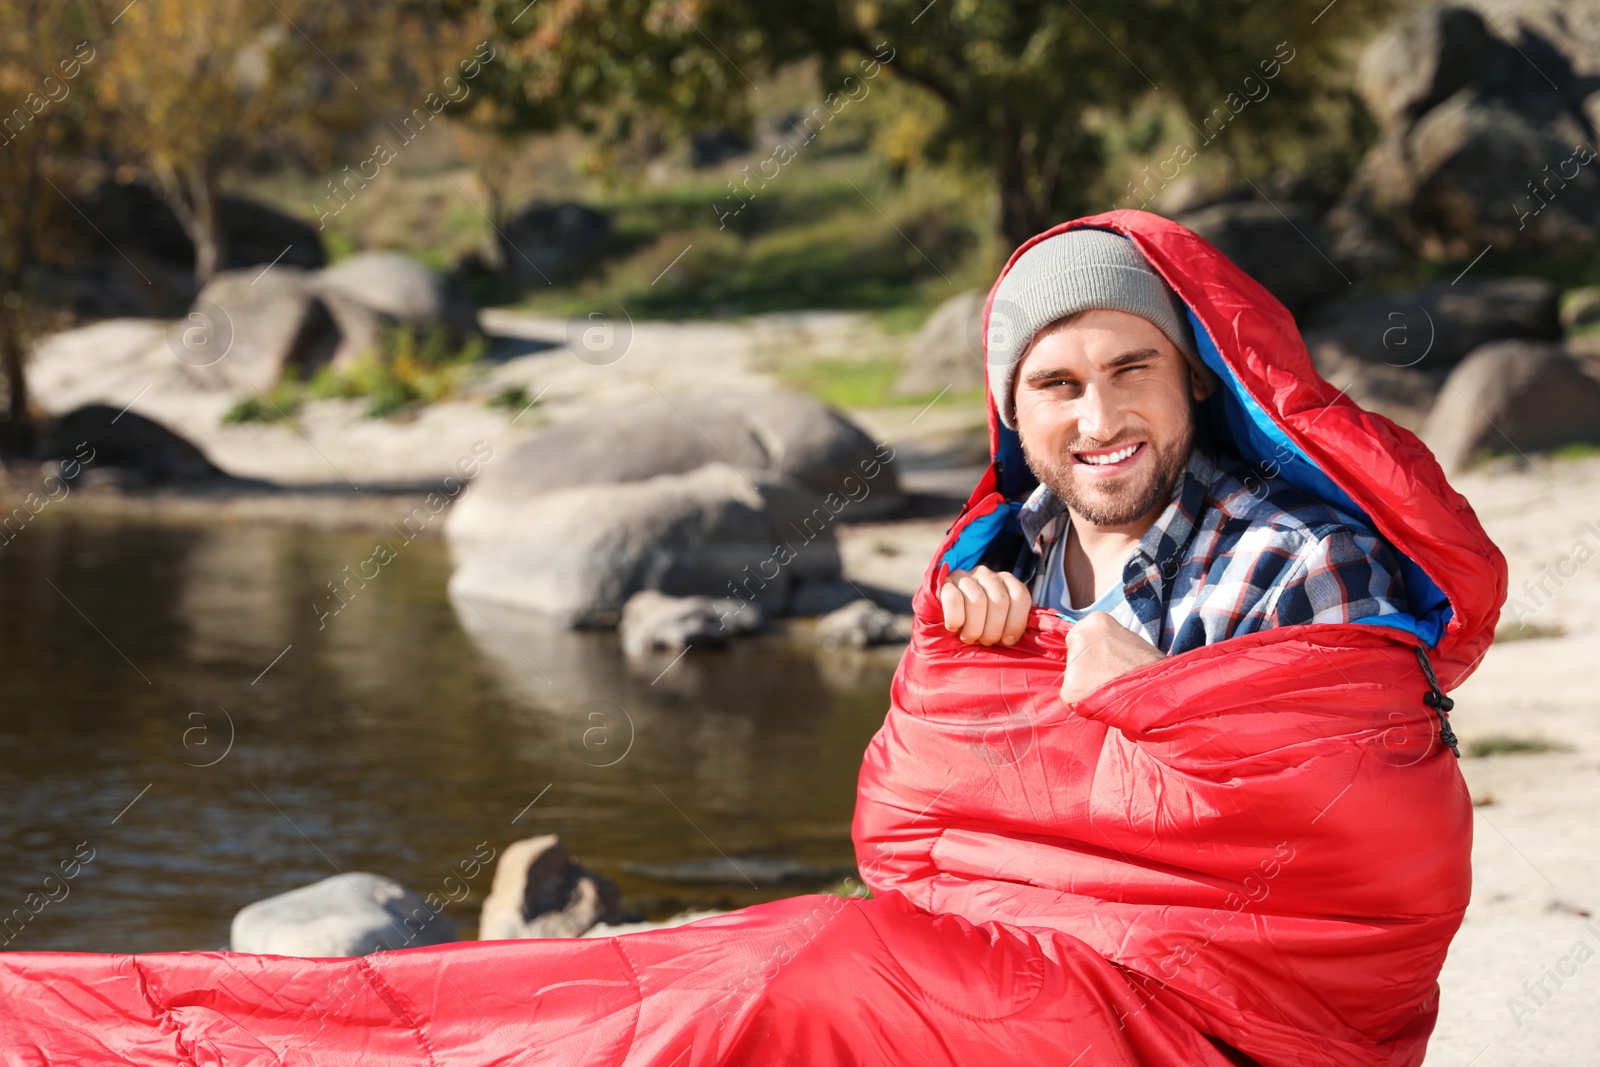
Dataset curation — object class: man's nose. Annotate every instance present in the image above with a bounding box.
[1071,384,1126,442]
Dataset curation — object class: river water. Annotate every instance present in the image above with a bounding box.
[0,514,899,953]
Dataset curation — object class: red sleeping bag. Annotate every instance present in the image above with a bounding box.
[0,210,1505,1066]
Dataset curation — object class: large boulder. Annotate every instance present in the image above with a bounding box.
[230,872,455,956]
[1347,1,1600,258]
[218,196,327,272]
[1400,96,1600,258]
[175,268,339,392]
[456,389,901,517]
[165,253,484,392]
[1357,4,1500,128]
[1303,278,1561,372]
[494,201,611,289]
[891,290,986,398]
[1422,340,1600,470]
[478,835,624,940]
[37,405,220,484]
[313,251,480,363]
[445,389,900,624]
[448,462,843,626]
[1177,202,1350,318]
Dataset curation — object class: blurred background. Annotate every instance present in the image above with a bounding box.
[2,2,1600,1061]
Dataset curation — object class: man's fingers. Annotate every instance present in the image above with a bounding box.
[953,572,993,642]
[999,572,1031,645]
[967,568,1011,644]
[941,566,1030,646]
[939,569,969,632]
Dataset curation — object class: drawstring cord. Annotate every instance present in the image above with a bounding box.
[1413,645,1460,759]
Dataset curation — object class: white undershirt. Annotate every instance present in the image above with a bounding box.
[1033,526,1129,620]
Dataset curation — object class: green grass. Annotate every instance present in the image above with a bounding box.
[1548,441,1600,460]
[1493,620,1565,643]
[485,383,535,413]
[1465,735,1568,758]
[507,157,997,320]
[776,355,903,408]
[222,381,304,425]
[221,324,487,424]
[773,353,987,411]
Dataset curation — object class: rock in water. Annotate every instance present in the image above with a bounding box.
[1422,340,1600,471]
[449,389,902,516]
[816,598,907,649]
[789,577,863,617]
[230,873,455,957]
[478,835,624,940]
[446,388,901,625]
[449,462,840,627]
[619,589,761,657]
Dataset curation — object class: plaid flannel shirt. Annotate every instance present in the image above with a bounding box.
[1008,447,1408,655]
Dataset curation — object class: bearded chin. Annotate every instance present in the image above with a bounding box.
[1022,425,1193,527]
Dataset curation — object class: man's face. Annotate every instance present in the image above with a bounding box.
[1012,308,1207,531]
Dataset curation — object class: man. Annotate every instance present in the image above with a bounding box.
[938,227,1408,704]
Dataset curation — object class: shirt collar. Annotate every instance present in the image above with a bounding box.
[1016,446,1219,570]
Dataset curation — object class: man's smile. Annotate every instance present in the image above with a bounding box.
[1071,441,1145,475]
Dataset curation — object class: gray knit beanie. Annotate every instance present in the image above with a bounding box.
[986,229,1210,430]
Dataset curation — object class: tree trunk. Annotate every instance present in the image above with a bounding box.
[0,300,27,454]
[155,159,226,286]
[996,115,1049,251]
[0,143,41,454]
[995,114,1091,251]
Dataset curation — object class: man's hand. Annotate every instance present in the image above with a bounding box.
[939,565,1031,646]
[1060,611,1164,705]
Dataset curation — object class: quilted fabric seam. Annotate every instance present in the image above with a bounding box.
[608,937,646,1064]
[356,956,442,1067]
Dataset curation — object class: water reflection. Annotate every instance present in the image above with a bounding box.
[0,516,896,953]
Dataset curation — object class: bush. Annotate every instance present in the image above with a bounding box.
[222,324,487,424]
[486,384,533,412]
[221,382,304,424]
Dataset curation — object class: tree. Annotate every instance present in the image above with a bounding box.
[447,0,753,180]
[94,0,380,284]
[0,0,98,449]
[465,0,1392,248]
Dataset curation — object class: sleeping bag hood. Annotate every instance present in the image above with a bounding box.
[0,211,1508,1067]
[850,208,1510,1066]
